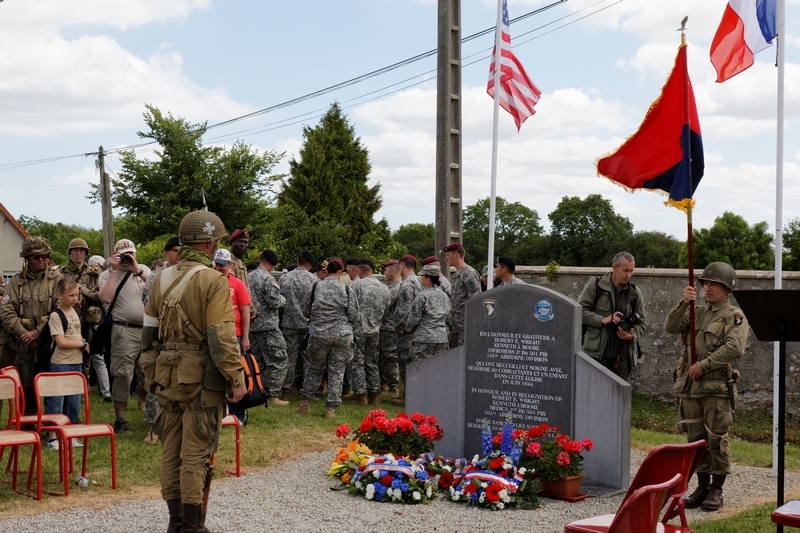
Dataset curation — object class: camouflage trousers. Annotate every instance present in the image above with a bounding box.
[352,333,381,395]
[300,333,353,409]
[281,327,308,393]
[157,390,224,505]
[411,342,449,362]
[681,395,733,475]
[378,329,399,388]
[397,333,413,387]
[251,329,288,397]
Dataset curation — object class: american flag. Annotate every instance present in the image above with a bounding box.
[487,0,541,131]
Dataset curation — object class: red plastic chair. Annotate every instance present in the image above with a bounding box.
[34,372,117,496]
[772,501,800,528]
[211,414,241,477]
[565,473,683,533]
[0,375,42,500]
[623,441,706,528]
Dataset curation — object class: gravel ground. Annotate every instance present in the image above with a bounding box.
[1,450,797,533]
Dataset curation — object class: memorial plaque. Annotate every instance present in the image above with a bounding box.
[463,284,580,455]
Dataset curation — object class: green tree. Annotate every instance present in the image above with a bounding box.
[784,218,800,271]
[626,231,682,268]
[92,105,284,244]
[277,102,393,258]
[17,216,104,266]
[392,223,434,260]
[463,197,544,270]
[679,211,773,270]
[548,194,633,267]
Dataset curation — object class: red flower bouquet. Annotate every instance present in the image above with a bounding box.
[335,410,444,458]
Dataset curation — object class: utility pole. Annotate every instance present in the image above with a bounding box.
[435,0,462,278]
[98,146,114,257]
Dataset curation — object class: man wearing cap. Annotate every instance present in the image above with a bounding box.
[406,264,451,360]
[665,262,748,512]
[98,239,152,434]
[229,229,255,316]
[444,243,481,348]
[421,256,451,297]
[350,259,390,405]
[141,210,246,533]
[213,248,252,424]
[279,250,318,398]
[249,250,289,406]
[393,255,422,404]
[0,236,63,413]
[138,236,182,444]
[378,260,401,393]
[345,258,361,283]
[59,238,108,395]
[495,256,525,285]
[578,251,645,381]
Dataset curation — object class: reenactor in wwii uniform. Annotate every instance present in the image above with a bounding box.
[228,229,255,316]
[378,260,401,393]
[59,238,106,390]
[297,258,359,419]
[0,237,63,413]
[141,210,245,533]
[278,250,317,397]
[406,264,451,361]
[665,262,748,512]
[350,259,390,406]
[249,249,289,406]
[444,243,481,348]
[0,280,12,370]
[392,255,422,405]
[421,256,451,297]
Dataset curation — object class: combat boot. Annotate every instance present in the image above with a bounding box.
[683,472,710,509]
[701,475,725,511]
[325,408,336,419]
[165,499,182,533]
[368,394,381,405]
[341,392,358,401]
[267,397,289,406]
[143,423,159,445]
[350,394,368,406]
[296,399,309,416]
[181,503,210,533]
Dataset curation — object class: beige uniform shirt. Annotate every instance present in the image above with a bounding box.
[0,266,63,353]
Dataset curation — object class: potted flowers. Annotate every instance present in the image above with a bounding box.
[335,410,444,458]
[517,424,593,499]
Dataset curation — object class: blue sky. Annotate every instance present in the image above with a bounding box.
[1,0,799,244]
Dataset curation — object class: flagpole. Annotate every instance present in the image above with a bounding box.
[679,19,697,368]
[486,0,503,290]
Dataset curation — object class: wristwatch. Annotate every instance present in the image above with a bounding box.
[82,340,88,350]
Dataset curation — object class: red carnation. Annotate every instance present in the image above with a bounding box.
[512,429,523,439]
[358,419,373,433]
[426,415,439,425]
[491,433,502,445]
[374,458,385,463]
[582,438,594,451]
[526,427,543,440]
[489,457,505,470]
[381,474,393,487]
[384,418,399,435]
[368,409,386,419]
[410,412,426,424]
[555,434,570,447]
[462,482,478,495]
[485,483,502,502]
[399,418,414,434]
[334,424,350,438]
[397,412,409,419]
[438,472,455,489]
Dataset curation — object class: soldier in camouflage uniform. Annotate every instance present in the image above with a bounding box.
[378,260,401,392]
[0,280,12,370]
[59,238,109,399]
[278,250,317,397]
[0,237,63,414]
[350,259,390,405]
[421,256,451,297]
[665,262,748,512]
[297,258,359,418]
[495,256,526,286]
[406,265,451,361]
[141,210,245,533]
[228,229,255,316]
[445,243,481,348]
[249,250,289,406]
[392,255,422,405]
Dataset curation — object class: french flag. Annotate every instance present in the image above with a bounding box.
[710,0,776,82]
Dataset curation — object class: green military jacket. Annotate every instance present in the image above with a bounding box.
[664,298,748,399]
[0,266,63,353]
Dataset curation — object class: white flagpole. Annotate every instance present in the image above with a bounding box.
[773,0,785,478]
[487,0,504,290]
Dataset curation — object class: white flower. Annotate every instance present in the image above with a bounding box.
[481,482,488,489]
[386,453,395,461]
[373,471,381,479]
[479,493,486,504]
[365,485,375,500]
[355,481,363,489]
[499,489,509,501]
[518,467,527,475]
[413,491,421,501]
[472,454,480,465]
[451,490,461,501]
[386,488,395,498]
[444,465,452,472]
[503,462,512,470]
[426,486,432,498]
[497,502,505,510]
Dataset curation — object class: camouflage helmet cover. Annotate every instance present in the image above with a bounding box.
[698,261,737,291]
[20,236,52,258]
[68,238,89,253]
[179,210,228,244]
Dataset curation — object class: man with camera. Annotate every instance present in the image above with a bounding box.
[578,251,645,381]
[98,239,151,434]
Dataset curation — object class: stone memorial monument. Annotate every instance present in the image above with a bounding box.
[407,283,631,492]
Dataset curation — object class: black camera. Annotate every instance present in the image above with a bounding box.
[120,253,134,265]
[618,311,642,332]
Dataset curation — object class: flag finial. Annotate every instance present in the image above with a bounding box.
[678,16,688,45]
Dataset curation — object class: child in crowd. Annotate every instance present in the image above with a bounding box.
[46,279,90,450]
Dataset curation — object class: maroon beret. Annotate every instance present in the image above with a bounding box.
[443,243,464,252]
[399,254,417,266]
[421,256,439,265]
[382,259,399,269]
[229,229,249,242]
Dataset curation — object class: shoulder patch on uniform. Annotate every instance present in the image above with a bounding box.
[1,294,9,305]
[733,315,743,326]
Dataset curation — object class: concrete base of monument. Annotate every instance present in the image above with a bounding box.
[580,478,627,498]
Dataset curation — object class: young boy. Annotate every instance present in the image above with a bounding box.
[46,279,90,450]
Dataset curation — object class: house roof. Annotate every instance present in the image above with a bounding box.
[0,203,30,240]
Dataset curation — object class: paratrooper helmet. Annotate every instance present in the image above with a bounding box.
[20,236,52,258]
[179,210,228,244]
[698,262,737,291]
